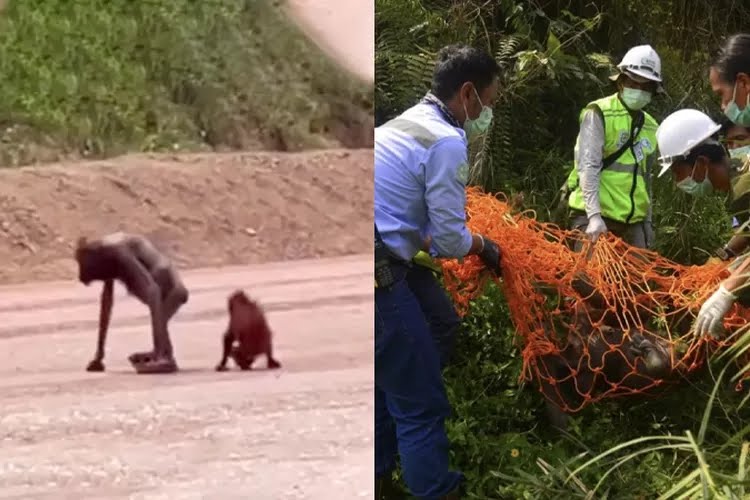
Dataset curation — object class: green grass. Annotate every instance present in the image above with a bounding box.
[435,282,750,499]
[0,0,373,166]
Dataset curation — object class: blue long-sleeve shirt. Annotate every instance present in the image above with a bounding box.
[374,101,474,262]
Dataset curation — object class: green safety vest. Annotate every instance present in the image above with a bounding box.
[566,93,659,224]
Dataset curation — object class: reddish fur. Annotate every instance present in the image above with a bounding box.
[229,291,272,359]
[217,290,280,371]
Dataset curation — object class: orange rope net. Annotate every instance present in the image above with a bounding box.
[439,187,750,413]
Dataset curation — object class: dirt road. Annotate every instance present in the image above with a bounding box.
[0,255,372,499]
[0,1,375,497]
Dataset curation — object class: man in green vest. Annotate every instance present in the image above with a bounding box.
[564,45,663,250]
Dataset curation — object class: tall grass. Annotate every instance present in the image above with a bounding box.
[488,363,750,499]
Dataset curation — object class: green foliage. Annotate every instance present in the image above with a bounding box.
[376,0,750,497]
[442,289,750,498]
[0,0,372,165]
[651,181,732,263]
[375,0,750,264]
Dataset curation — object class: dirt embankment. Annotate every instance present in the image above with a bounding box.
[0,1,374,285]
[0,149,373,284]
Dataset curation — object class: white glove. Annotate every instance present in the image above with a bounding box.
[694,284,737,337]
[585,214,608,242]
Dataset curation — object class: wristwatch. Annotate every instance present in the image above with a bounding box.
[715,246,737,261]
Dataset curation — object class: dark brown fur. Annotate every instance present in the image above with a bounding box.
[215,290,281,371]
[536,273,676,430]
[538,316,674,430]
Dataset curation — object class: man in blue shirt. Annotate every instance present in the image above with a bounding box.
[374,44,503,500]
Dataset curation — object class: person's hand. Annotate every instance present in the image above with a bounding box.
[585,214,608,242]
[478,235,502,275]
[694,284,737,338]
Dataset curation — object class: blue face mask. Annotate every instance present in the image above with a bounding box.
[676,163,714,197]
[724,82,750,127]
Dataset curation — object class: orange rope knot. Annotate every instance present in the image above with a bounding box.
[438,187,750,412]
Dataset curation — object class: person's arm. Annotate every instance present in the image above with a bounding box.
[423,137,476,259]
[696,190,750,335]
[721,233,750,259]
[725,192,750,258]
[576,108,606,218]
[695,254,750,337]
[423,232,484,255]
[723,256,750,294]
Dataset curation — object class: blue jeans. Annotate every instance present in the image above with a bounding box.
[407,265,462,369]
[375,264,463,499]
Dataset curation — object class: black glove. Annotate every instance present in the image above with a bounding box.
[478,235,502,275]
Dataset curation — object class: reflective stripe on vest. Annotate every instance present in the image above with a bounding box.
[380,117,440,149]
[566,93,658,224]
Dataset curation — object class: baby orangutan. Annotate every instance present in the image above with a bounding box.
[215,290,281,371]
[75,232,189,374]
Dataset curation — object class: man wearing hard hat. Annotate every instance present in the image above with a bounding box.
[562,45,663,249]
[655,108,750,337]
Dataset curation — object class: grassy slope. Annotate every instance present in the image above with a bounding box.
[0,0,373,166]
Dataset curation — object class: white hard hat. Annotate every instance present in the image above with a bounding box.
[616,44,662,83]
[655,109,722,178]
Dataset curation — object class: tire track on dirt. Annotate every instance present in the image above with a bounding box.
[0,255,370,335]
[0,256,373,499]
[0,265,367,314]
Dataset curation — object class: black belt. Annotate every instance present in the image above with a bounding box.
[374,225,411,289]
